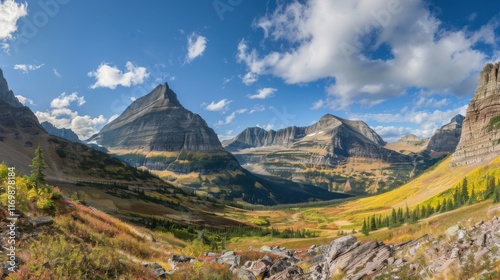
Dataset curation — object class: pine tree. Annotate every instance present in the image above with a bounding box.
[370,215,377,231]
[435,201,442,213]
[446,198,454,211]
[461,179,469,204]
[440,199,447,213]
[493,188,500,204]
[391,208,397,226]
[29,145,48,188]
[405,204,410,221]
[361,218,369,236]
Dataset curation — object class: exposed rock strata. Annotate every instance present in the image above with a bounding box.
[452,62,500,165]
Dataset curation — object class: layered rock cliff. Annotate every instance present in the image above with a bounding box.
[452,62,500,166]
[89,83,224,152]
[426,115,464,153]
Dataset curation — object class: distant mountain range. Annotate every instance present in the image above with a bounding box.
[223,113,463,194]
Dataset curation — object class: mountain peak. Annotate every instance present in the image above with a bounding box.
[450,114,465,124]
[473,62,500,101]
[0,68,23,108]
[146,83,182,107]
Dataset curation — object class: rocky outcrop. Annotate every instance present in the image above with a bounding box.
[452,62,500,166]
[41,121,82,143]
[219,215,500,279]
[427,115,464,153]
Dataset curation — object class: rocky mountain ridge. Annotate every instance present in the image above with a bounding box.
[41,121,82,144]
[452,62,500,166]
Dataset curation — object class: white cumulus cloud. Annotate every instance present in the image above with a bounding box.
[186,33,207,63]
[238,0,499,108]
[35,92,106,139]
[248,87,277,99]
[50,92,85,108]
[15,94,33,105]
[88,61,149,89]
[0,0,28,40]
[203,99,232,112]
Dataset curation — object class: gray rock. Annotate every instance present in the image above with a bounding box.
[446,225,460,237]
[142,262,167,277]
[269,259,292,276]
[457,229,467,240]
[267,266,304,280]
[233,268,257,280]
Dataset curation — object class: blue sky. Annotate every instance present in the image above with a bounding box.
[0,0,499,141]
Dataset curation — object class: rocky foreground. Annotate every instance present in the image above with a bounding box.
[151,214,500,279]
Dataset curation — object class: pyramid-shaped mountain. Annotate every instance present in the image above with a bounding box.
[90,83,224,152]
[88,83,236,174]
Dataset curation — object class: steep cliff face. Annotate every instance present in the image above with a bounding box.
[0,69,23,108]
[41,121,82,143]
[89,83,224,152]
[427,115,464,153]
[452,62,500,166]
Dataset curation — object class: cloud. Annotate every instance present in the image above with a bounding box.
[248,87,277,99]
[35,92,106,139]
[372,126,413,142]
[249,104,266,114]
[203,99,232,112]
[15,94,33,105]
[14,64,44,74]
[256,123,274,131]
[215,108,249,126]
[50,92,85,108]
[0,0,28,40]
[238,0,498,108]
[414,96,449,108]
[186,33,207,63]
[53,68,61,78]
[88,61,149,89]
[311,99,325,110]
[1,42,9,54]
[351,104,468,140]
[218,130,236,141]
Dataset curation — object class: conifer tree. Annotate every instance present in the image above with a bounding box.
[30,145,48,188]
[370,215,377,231]
[391,208,397,226]
[361,218,369,235]
[461,179,469,204]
